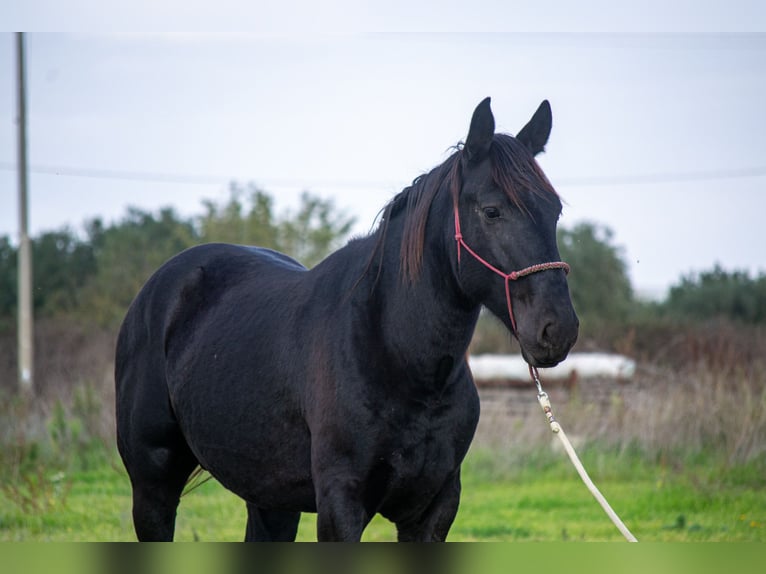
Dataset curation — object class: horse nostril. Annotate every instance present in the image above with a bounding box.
[539,320,557,348]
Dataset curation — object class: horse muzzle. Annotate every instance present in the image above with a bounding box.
[517,308,579,368]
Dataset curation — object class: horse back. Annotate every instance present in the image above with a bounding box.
[117,243,304,363]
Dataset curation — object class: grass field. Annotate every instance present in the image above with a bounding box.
[1,446,763,542]
[2,351,764,543]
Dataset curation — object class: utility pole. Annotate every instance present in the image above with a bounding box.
[16,32,33,394]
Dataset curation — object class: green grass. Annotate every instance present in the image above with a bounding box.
[0,447,763,542]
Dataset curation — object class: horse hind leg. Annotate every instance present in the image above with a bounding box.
[244,503,301,541]
[117,390,199,542]
[124,431,199,542]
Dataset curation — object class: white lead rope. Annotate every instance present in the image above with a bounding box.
[531,367,638,542]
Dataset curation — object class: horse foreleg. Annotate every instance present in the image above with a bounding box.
[395,470,462,542]
[244,504,301,541]
[314,476,371,541]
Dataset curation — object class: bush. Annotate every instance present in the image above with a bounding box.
[663,265,766,325]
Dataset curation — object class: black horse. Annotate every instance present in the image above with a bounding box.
[115,98,579,542]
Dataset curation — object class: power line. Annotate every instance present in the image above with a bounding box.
[1,160,765,190]
[0,161,401,190]
[0,161,226,186]
[555,166,766,187]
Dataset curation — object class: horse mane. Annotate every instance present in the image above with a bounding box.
[369,133,559,286]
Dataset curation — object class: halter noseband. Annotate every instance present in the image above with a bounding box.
[453,204,570,334]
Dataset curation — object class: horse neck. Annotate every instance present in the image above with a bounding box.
[372,216,480,375]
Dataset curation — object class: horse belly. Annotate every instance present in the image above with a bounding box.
[170,378,317,512]
[195,438,316,512]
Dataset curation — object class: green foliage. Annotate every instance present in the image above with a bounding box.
[198,182,280,247]
[0,382,107,516]
[0,229,97,322]
[0,185,355,330]
[32,228,97,316]
[557,222,634,328]
[277,191,355,267]
[78,207,197,326]
[0,236,16,324]
[49,385,107,471]
[663,265,766,324]
[0,466,71,515]
[199,183,355,268]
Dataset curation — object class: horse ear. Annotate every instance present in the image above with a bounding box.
[516,100,552,156]
[464,97,495,164]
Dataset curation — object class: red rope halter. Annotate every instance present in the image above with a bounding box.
[453,204,570,334]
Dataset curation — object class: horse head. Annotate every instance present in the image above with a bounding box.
[453,98,579,367]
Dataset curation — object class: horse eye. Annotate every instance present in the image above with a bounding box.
[483,207,501,220]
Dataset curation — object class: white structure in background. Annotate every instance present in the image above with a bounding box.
[469,353,636,382]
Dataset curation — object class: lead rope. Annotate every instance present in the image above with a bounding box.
[530,365,638,542]
[453,205,637,541]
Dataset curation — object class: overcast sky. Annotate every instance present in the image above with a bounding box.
[2,4,765,298]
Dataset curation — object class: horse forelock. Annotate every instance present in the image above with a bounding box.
[488,134,559,214]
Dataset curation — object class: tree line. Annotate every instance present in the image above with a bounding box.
[556,223,766,328]
[0,184,763,333]
[0,184,354,329]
